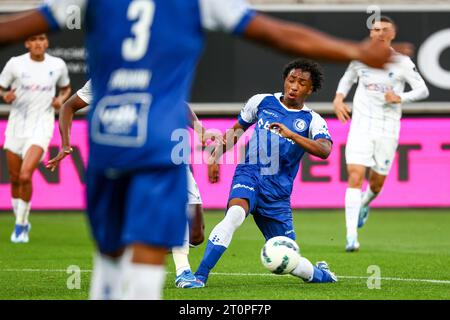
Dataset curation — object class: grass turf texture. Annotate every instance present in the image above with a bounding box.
[0,210,449,300]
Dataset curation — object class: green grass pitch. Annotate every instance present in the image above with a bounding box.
[0,209,449,300]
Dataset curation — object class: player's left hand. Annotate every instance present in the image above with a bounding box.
[46,146,73,172]
[51,97,63,110]
[202,129,225,147]
[385,90,402,104]
[269,122,294,139]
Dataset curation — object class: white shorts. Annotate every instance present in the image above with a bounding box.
[3,135,52,160]
[345,131,398,176]
[187,166,202,205]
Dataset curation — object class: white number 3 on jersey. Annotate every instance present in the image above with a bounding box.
[122,0,155,61]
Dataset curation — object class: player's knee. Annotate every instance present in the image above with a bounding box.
[370,184,383,194]
[8,171,20,185]
[348,171,364,188]
[225,205,246,228]
[18,171,32,185]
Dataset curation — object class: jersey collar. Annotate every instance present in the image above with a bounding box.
[274,92,311,113]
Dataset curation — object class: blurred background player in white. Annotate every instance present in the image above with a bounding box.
[332,16,429,252]
[46,80,211,290]
[0,33,71,243]
[0,0,409,300]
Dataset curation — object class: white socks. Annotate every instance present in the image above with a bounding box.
[208,205,246,248]
[362,186,378,207]
[345,188,362,238]
[172,223,191,276]
[89,254,121,300]
[120,249,166,300]
[11,198,19,216]
[90,249,167,300]
[290,257,314,282]
[16,199,30,226]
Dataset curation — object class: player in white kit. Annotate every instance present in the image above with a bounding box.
[333,17,429,252]
[46,80,212,289]
[0,33,71,243]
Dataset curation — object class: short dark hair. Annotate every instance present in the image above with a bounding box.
[282,59,324,93]
[378,15,397,31]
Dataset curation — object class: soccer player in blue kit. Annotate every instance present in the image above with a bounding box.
[0,0,406,299]
[195,59,337,285]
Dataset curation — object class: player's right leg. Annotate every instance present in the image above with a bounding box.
[195,166,258,285]
[14,145,45,243]
[194,198,248,285]
[344,132,375,252]
[5,148,23,242]
[173,168,205,288]
[345,164,365,251]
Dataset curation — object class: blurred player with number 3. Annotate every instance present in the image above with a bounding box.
[0,0,410,299]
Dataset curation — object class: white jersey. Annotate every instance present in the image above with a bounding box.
[0,53,70,138]
[336,52,429,138]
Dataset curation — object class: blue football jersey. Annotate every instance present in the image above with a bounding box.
[39,0,255,170]
[237,93,332,197]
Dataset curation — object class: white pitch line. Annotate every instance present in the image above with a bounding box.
[1,269,450,285]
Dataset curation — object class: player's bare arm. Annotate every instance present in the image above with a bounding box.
[211,122,245,162]
[333,93,352,123]
[269,122,332,159]
[188,104,224,146]
[0,11,50,45]
[208,122,246,183]
[51,85,72,110]
[243,14,411,69]
[46,93,88,171]
[0,87,16,104]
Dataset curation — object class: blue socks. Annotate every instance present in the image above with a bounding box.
[195,240,227,283]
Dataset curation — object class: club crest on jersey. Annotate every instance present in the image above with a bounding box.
[91,93,152,147]
[293,119,307,132]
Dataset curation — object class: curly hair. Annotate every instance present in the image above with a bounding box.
[282,59,324,93]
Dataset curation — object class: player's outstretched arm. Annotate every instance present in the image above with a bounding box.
[46,94,88,171]
[207,122,245,183]
[0,11,50,45]
[269,123,332,159]
[243,14,411,69]
[210,122,245,163]
[188,104,224,146]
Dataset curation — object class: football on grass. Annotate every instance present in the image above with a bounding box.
[260,236,301,274]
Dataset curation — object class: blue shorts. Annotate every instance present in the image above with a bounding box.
[228,165,295,241]
[86,165,188,254]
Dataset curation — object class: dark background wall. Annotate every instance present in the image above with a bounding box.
[0,10,448,103]
[191,11,450,102]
